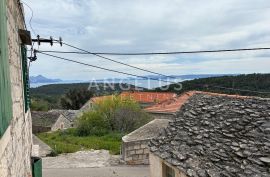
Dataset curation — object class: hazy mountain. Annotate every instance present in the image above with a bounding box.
[30,75,62,84]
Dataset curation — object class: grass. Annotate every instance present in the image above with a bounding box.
[37,129,123,155]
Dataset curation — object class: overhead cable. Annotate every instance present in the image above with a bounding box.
[37,46,270,56]
[37,51,177,84]
[52,41,178,79]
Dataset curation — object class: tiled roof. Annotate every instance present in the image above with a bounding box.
[120,91,176,103]
[144,91,250,113]
[149,92,270,177]
[31,111,61,127]
[144,91,195,113]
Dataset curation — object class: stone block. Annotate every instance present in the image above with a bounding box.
[136,149,144,154]
[141,144,148,149]
[134,145,140,150]
[129,150,135,155]
[143,148,150,154]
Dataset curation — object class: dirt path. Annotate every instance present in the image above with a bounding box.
[42,150,149,177]
[43,166,149,177]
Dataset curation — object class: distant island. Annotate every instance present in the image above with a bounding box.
[30,75,62,84]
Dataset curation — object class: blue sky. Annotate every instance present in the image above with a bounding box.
[23,0,270,81]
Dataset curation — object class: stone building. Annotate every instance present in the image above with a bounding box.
[121,92,196,165]
[32,110,79,133]
[0,0,33,176]
[149,92,270,177]
[122,119,169,165]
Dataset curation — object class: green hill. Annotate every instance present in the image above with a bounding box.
[30,83,145,111]
[154,73,270,98]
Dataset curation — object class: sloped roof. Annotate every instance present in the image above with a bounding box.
[149,92,270,177]
[144,91,250,114]
[144,91,195,113]
[49,109,79,122]
[122,119,170,142]
[31,111,61,127]
[120,91,176,103]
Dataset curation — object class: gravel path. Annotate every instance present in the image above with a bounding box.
[42,150,149,177]
[42,150,112,168]
[43,166,149,177]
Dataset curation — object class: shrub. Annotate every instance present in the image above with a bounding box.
[77,95,152,136]
[77,111,110,136]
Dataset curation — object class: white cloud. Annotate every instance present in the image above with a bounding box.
[23,0,270,80]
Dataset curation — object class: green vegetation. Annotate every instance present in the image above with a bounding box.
[77,95,152,136]
[60,89,94,110]
[30,83,143,111]
[36,96,151,155]
[155,73,270,97]
[37,129,123,155]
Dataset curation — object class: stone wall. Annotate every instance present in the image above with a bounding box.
[32,125,51,134]
[0,0,32,176]
[149,153,187,177]
[51,115,72,131]
[122,139,150,165]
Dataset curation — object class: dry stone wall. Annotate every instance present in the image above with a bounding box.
[122,140,150,165]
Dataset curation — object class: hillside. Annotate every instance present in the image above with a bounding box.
[154,73,270,98]
[30,82,145,96]
[30,83,146,111]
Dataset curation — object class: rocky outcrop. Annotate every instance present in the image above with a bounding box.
[149,93,270,177]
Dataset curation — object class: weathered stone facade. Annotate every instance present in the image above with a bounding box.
[122,119,169,165]
[32,110,79,133]
[122,140,150,165]
[51,114,73,131]
[150,153,187,177]
[0,1,32,177]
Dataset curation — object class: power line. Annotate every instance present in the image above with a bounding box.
[51,41,177,80]
[37,46,270,56]
[37,51,177,84]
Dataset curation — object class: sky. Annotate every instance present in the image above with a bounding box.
[23,0,270,81]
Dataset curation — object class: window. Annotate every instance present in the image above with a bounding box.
[163,163,175,177]
[21,45,30,112]
[0,0,13,136]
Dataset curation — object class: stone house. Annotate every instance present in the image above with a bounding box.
[148,92,270,177]
[0,0,33,176]
[32,110,79,133]
[121,92,196,165]
[122,119,169,165]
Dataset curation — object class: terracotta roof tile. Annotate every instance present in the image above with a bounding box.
[144,91,251,113]
[120,91,176,103]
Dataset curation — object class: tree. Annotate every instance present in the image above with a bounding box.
[77,95,152,136]
[60,89,94,110]
[30,99,49,111]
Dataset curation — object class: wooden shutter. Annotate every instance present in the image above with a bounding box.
[0,0,13,137]
[21,45,30,112]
